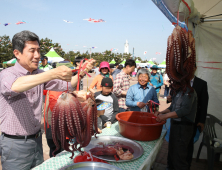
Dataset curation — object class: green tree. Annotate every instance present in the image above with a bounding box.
[0,35,13,63]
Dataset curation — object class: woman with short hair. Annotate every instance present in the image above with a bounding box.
[126,68,159,112]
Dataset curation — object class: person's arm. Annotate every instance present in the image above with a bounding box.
[11,66,73,93]
[154,108,171,117]
[161,108,171,114]
[155,75,164,88]
[89,75,99,91]
[156,111,178,122]
[199,81,209,124]
[110,94,119,123]
[125,86,137,107]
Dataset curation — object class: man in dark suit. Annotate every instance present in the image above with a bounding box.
[187,64,209,168]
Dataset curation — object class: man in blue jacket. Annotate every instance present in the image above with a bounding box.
[150,65,163,99]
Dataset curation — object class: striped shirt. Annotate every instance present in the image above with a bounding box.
[0,62,74,136]
[113,70,130,110]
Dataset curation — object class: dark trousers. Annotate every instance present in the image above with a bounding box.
[187,126,197,168]
[164,85,170,97]
[46,138,63,158]
[167,120,194,170]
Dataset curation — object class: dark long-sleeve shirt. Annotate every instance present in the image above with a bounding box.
[167,88,197,123]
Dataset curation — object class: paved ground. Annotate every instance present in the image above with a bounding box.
[0,73,221,170]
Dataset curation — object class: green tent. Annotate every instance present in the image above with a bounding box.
[3,58,17,64]
[148,59,155,65]
[159,60,166,68]
[120,59,126,64]
[3,58,17,68]
[135,59,141,63]
[160,60,166,65]
[45,47,64,63]
[109,59,116,64]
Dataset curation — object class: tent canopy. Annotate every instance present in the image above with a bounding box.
[45,47,64,63]
[135,59,141,63]
[160,60,166,65]
[120,59,126,64]
[109,59,116,64]
[158,64,166,68]
[148,60,155,65]
[159,60,166,68]
[3,58,17,64]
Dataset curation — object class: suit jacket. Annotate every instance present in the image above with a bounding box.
[192,76,209,125]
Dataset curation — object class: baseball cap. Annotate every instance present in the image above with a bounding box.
[150,65,159,69]
[41,56,48,61]
[101,78,113,87]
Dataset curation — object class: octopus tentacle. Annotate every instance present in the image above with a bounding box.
[82,107,93,147]
[93,104,100,136]
[70,104,83,145]
[51,91,98,159]
[51,104,61,156]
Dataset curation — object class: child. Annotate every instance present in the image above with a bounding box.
[95,77,119,131]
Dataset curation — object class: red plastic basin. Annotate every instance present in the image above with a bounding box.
[116,111,165,141]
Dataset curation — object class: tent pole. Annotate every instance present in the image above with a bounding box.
[201,18,222,22]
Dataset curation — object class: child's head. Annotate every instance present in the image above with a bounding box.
[99,61,110,75]
[101,77,113,95]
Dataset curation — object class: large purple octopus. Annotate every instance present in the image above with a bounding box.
[51,92,100,159]
[166,25,196,95]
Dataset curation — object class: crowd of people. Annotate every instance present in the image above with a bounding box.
[0,30,209,170]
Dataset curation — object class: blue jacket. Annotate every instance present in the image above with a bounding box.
[150,73,163,93]
[126,83,159,111]
[112,69,121,80]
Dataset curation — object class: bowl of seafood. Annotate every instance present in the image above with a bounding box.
[83,136,143,162]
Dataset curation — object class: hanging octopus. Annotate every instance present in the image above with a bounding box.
[51,91,102,159]
[166,25,196,95]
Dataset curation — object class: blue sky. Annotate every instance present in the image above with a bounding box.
[1,0,174,64]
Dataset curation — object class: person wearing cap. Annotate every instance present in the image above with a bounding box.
[39,56,52,71]
[95,77,119,131]
[150,65,163,99]
[89,61,113,93]
[0,30,95,170]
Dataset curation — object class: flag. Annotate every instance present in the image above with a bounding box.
[155,52,161,55]
[92,47,95,49]
[4,23,10,26]
[144,51,147,55]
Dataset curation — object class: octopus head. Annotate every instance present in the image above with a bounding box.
[59,92,69,100]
